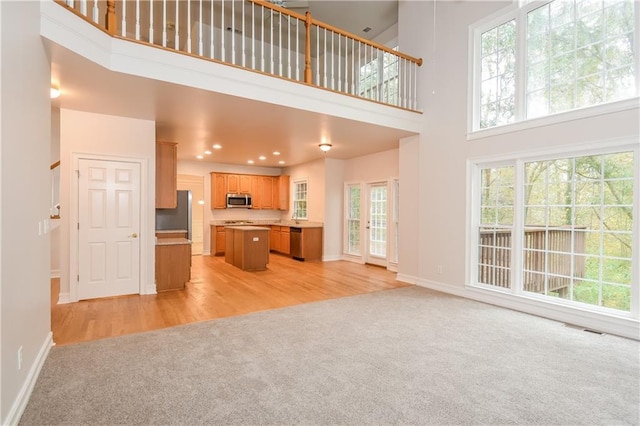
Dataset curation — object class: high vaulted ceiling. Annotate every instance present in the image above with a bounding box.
[49,1,412,168]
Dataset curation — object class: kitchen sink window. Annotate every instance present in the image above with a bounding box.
[345,183,362,255]
[293,179,308,220]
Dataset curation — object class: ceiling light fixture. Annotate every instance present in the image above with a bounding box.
[50,87,60,99]
[259,155,266,161]
[247,160,254,164]
[196,155,204,159]
[212,144,222,149]
[273,151,280,156]
[319,142,332,152]
[204,150,212,155]
[278,160,285,165]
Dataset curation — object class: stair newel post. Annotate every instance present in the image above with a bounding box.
[304,11,312,84]
[105,0,117,35]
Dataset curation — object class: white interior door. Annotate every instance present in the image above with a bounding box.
[78,158,141,300]
[365,183,388,267]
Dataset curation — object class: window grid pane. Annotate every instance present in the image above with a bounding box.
[480,20,516,129]
[477,166,515,288]
[293,181,308,220]
[526,0,636,119]
[346,185,361,255]
[369,186,387,257]
[523,152,634,311]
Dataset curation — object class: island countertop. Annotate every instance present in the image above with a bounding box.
[224,225,271,231]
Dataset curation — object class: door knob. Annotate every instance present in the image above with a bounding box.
[130,233,138,238]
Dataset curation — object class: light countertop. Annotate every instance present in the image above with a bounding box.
[211,220,323,228]
[156,238,192,246]
[224,225,271,231]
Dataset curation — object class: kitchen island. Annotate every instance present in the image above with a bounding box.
[225,226,270,271]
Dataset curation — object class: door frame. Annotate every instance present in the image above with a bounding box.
[69,153,153,302]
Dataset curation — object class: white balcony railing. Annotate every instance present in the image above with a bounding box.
[56,0,423,111]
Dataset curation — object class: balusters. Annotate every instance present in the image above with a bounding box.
[92,0,98,23]
[135,0,140,40]
[58,0,422,111]
[149,0,153,45]
[121,0,126,37]
[174,0,179,51]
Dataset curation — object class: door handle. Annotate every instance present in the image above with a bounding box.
[130,233,138,238]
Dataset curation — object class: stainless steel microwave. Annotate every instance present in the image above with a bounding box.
[226,193,252,208]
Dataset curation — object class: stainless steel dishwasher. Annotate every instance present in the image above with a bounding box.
[290,227,303,260]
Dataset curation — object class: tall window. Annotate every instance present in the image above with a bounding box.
[346,184,361,255]
[369,185,387,257]
[473,147,637,314]
[472,0,637,130]
[479,20,516,128]
[293,179,308,220]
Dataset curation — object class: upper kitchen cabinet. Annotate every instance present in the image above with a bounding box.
[228,174,251,194]
[156,141,177,208]
[275,175,290,210]
[211,173,227,209]
[210,172,290,210]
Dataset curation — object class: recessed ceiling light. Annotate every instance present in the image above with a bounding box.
[196,155,204,159]
[273,151,280,156]
[278,160,285,165]
[204,150,212,155]
[212,144,222,149]
[50,87,60,99]
[259,155,266,161]
[247,160,254,164]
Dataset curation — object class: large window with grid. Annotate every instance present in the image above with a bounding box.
[345,184,361,256]
[292,179,308,220]
[473,146,637,314]
[472,0,638,131]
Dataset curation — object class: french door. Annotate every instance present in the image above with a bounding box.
[365,183,388,267]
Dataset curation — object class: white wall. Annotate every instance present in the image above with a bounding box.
[285,158,326,223]
[323,158,345,260]
[59,109,156,300]
[343,148,398,182]
[0,1,52,423]
[398,0,639,337]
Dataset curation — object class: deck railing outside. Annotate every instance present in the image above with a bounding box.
[479,226,587,294]
[56,0,423,111]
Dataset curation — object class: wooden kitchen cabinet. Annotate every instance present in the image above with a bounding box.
[209,225,226,256]
[156,141,177,208]
[209,172,289,211]
[280,226,290,254]
[251,175,261,209]
[210,173,227,209]
[260,176,274,209]
[275,175,290,210]
[227,174,251,194]
[270,225,280,252]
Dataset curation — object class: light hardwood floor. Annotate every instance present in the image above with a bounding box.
[52,254,411,346]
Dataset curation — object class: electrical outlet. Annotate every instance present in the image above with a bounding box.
[436,265,444,274]
[18,346,23,370]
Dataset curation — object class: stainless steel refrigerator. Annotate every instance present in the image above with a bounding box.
[155,190,192,240]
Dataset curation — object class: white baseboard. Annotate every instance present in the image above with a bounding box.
[322,254,342,262]
[50,269,60,279]
[340,254,364,264]
[57,292,71,304]
[3,332,54,426]
[142,282,157,295]
[413,278,640,341]
[396,273,419,285]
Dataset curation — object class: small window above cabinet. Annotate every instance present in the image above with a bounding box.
[156,141,177,208]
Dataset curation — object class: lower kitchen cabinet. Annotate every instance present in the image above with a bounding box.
[210,225,226,256]
[270,225,290,255]
[155,240,191,291]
